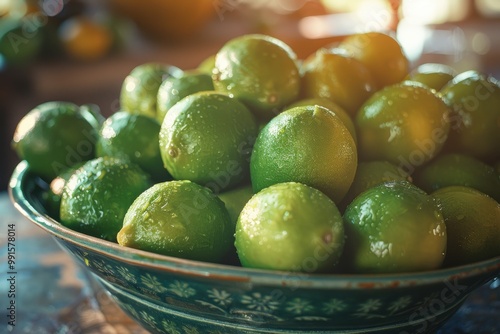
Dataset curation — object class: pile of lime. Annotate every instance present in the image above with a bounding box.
[12,33,500,273]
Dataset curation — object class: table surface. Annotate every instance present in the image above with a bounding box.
[0,191,499,334]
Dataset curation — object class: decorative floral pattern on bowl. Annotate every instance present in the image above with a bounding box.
[9,162,500,333]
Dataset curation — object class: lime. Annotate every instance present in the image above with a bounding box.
[43,163,84,220]
[0,16,43,67]
[340,160,411,210]
[338,32,409,88]
[197,54,216,74]
[343,181,446,273]
[159,91,258,192]
[356,82,450,167]
[405,63,455,91]
[440,70,500,161]
[213,34,300,120]
[287,97,357,144]
[217,183,254,225]
[118,180,233,262]
[12,101,100,181]
[120,62,183,119]
[156,70,214,123]
[301,48,377,116]
[96,111,170,182]
[235,182,345,272]
[413,153,500,202]
[217,183,254,266]
[80,103,106,125]
[60,157,151,242]
[250,105,357,204]
[431,186,500,267]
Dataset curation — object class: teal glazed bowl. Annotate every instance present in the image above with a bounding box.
[9,161,500,334]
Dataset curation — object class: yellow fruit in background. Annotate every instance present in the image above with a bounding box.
[301,48,377,117]
[109,0,214,40]
[58,16,112,61]
[338,32,409,88]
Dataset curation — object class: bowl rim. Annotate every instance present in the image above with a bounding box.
[9,160,500,288]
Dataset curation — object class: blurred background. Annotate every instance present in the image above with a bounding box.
[1,0,500,190]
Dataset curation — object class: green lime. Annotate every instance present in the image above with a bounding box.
[0,16,43,67]
[405,63,455,91]
[301,48,377,116]
[43,163,84,220]
[343,181,446,273]
[217,183,254,225]
[60,157,151,242]
[287,97,357,144]
[356,82,450,167]
[217,183,254,266]
[156,70,214,123]
[120,62,183,119]
[96,111,170,182]
[431,186,500,267]
[118,180,233,262]
[213,34,300,120]
[250,105,357,204]
[340,160,411,210]
[80,103,105,125]
[159,91,258,192]
[12,101,99,181]
[413,153,500,202]
[197,54,216,74]
[440,70,500,161]
[235,182,345,272]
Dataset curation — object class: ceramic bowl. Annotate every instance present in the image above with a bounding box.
[9,161,500,334]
